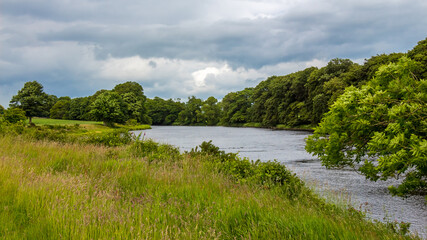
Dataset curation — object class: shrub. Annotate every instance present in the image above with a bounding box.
[126,119,138,126]
[84,129,133,147]
[129,136,181,162]
[3,108,27,123]
[192,141,306,198]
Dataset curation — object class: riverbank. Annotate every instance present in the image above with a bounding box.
[165,122,316,132]
[0,122,421,239]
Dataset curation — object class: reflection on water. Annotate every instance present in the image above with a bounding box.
[133,126,426,237]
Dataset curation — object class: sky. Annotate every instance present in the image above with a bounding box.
[1,0,427,107]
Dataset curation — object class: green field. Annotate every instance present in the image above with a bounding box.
[30,117,103,125]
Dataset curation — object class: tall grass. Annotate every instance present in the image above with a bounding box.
[0,135,420,239]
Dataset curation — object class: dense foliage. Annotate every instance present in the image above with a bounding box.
[90,91,128,126]
[306,57,427,196]
[3,108,27,123]
[146,97,184,125]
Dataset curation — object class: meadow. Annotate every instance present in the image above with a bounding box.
[0,119,420,239]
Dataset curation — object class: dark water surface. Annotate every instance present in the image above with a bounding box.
[133,126,426,237]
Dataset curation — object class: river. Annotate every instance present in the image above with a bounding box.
[132,126,426,237]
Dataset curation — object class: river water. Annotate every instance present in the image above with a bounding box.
[133,126,426,237]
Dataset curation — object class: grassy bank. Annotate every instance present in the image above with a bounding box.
[30,117,151,131]
[0,123,420,239]
[29,118,103,126]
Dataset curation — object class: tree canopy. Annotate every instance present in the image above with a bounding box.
[50,97,71,119]
[306,57,427,197]
[90,91,127,126]
[9,81,49,123]
[113,81,150,123]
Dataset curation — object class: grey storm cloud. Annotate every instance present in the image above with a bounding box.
[1,0,427,107]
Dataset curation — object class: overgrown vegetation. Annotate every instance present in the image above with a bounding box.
[0,121,421,239]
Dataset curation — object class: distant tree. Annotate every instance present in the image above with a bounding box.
[50,97,71,119]
[68,97,92,120]
[221,88,254,125]
[9,81,49,124]
[90,91,127,126]
[146,97,184,125]
[202,96,221,126]
[3,108,27,123]
[306,57,427,197]
[408,37,427,79]
[177,96,203,125]
[361,53,405,83]
[113,82,150,123]
[113,81,145,100]
[0,105,4,115]
[41,94,58,117]
[306,58,356,124]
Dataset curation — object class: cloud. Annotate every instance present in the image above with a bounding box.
[1,0,426,107]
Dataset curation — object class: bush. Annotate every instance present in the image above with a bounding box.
[3,108,26,123]
[84,129,133,147]
[126,119,138,126]
[192,141,306,199]
[129,137,181,162]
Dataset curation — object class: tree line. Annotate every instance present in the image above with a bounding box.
[0,38,425,129]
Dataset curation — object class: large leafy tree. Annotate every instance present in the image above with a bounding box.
[9,81,49,124]
[0,105,4,115]
[113,81,150,123]
[90,91,127,126]
[306,57,427,197]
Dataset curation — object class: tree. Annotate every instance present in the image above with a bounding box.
[50,97,71,119]
[68,97,92,120]
[90,91,127,126]
[408,37,427,79]
[146,97,184,125]
[221,88,253,125]
[306,57,427,197]
[201,96,221,126]
[0,105,4,115]
[177,96,203,125]
[42,94,58,117]
[9,81,49,124]
[306,59,356,124]
[113,81,150,123]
